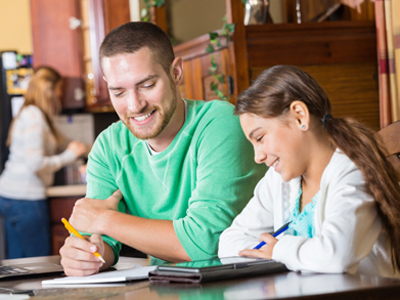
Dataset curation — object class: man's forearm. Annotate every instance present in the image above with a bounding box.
[100,242,117,270]
[99,210,191,262]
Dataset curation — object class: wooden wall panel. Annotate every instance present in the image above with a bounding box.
[181,60,192,99]
[246,21,377,67]
[190,58,204,100]
[246,21,379,131]
[251,63,379,131]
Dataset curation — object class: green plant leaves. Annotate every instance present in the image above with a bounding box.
[209,32,219,42]
[141,0,165,22]
[205,15,236,101]
[205,44,214,53]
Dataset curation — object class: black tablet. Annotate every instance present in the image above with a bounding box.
[148,256,288,284]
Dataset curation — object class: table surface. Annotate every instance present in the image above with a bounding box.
[46,184,86,197]
[1,256,400,300]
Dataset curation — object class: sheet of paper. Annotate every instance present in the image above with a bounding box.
[41,282,128,288]
[0,295,30,300]
[219,256,268,264]
[42,265,156,286]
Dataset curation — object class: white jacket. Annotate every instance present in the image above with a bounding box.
[219,150,399,278]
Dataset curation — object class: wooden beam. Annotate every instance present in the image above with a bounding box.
[150,5,168,33]
[225,0,249,104]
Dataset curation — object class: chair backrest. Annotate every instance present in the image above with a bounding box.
[376,121,400,179]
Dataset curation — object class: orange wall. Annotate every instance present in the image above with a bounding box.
[0,0,33,54]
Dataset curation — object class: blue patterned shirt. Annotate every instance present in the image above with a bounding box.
[288,183,319,238]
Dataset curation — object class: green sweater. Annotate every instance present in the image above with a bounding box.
[86,99,266,263]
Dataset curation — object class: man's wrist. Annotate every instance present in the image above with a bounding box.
[97,209,118,236]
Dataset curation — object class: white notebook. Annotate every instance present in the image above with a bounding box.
[42,265,157,286]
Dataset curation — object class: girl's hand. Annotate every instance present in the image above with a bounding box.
[238,233,278,259]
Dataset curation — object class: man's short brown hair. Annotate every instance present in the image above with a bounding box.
[99,22,175,75]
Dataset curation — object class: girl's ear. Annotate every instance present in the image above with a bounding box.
[289,101,310,131]
[170,57,184,86]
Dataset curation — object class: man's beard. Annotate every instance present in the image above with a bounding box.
[124,89,178,140]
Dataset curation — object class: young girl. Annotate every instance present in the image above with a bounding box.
[0,66,87,258]
[218,65,400,278]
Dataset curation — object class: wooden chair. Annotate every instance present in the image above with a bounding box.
[376,121,400,179]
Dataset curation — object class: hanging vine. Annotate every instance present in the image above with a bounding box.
[141,0,165,22]
[206,16,235,101]
[141,2,242,101]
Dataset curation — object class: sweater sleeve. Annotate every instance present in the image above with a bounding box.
[272,162,382,274]
[84,126,125,264]
[21,108,77,176]
[218,171,274,257]
[173,107,266,260]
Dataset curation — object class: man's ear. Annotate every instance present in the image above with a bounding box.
[289,101,310,131]
[170,57,184,85]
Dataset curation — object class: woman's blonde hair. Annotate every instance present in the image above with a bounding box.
[7,66,62,145]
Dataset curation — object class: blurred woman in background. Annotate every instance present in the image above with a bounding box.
[0,66,87,258]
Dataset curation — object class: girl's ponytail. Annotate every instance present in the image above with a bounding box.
[325,116,400,271]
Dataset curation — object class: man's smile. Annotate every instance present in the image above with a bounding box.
[132,110,156,122]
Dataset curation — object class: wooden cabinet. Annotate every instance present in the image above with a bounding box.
[174,36,232,102]
[48,196,81,255]
[48,193,147,258]
[80,0,130,112]
[80,0,109,111]
[30,0,86,111]
[30,0,130,112]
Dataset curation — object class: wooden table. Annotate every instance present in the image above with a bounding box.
[1,256,400,299]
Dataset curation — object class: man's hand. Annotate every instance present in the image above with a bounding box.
[59,233,105,276]
[69,190,122,234]
[238,233,278,259]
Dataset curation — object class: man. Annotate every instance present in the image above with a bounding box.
[60,22,265,276]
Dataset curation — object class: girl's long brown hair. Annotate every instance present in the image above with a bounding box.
[235,65,400,271]
[7,66,62,145]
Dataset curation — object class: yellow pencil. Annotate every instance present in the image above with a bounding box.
[61,218,106,264]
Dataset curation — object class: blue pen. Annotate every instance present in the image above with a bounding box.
[253,221,292,250]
